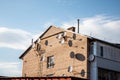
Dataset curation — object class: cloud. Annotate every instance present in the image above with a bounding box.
[61,15,120,43]
[0,62,21,76]
[0,27,34,50]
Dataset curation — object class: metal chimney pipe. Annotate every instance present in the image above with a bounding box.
[77,19,80,33]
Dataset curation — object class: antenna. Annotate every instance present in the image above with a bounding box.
[77,19,80,33]
[37,38,41,43]
[32,39,35,48]
[31,39,33,44]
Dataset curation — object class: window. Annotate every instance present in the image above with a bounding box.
[47,55,55,68]
[100,46,103,57]
[98,68,120,80]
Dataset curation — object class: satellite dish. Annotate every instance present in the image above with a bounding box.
[62,74,66,77]
[40,56,45,61]
[37,38,41,43]
[73,33,76,40]
[62,32,66,36]
[60,38,65,44]
[68,66,73,72]
[80,69,85,77]
[79,39,82,41]
[88,54,95,62]
[70,51,75,58]
[57,34,62,39]
[68,40,72,47]
[45,40,48,46]
[75,53,85,61]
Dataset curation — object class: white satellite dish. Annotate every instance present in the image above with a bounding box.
[37,38,41,43]
[57,34,62,39]
[62,32,66,36]
[62,74,66,77]
[40,56,45,61]
[68,66,73,72]
[88,54,95,62]
[60,38,65,44]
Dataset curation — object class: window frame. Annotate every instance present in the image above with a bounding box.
[47,55,55,68]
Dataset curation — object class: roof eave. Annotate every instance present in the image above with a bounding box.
[19,25,54,59]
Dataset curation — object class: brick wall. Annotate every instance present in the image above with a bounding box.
[22,26,88,79]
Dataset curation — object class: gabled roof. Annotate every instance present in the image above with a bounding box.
[19,25,65,59]
[19,25,120,59]
[19,25,54,59]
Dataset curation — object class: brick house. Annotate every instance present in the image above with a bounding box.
[19,25,120,80]
[19,25,89,79]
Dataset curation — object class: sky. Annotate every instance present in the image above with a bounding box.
[0,0,120,76]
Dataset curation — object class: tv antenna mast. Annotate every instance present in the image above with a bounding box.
[77,19,80,33]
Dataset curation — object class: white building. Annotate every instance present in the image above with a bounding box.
[89,38,120,80]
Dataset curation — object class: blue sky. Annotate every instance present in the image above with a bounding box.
[0,0,120,76]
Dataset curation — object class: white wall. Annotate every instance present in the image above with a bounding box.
[90,41,120,80]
